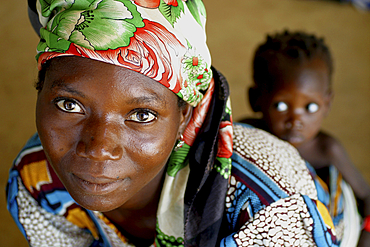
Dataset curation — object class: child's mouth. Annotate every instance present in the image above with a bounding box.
[283,133,304,145]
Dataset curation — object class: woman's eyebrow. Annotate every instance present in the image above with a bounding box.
[49,79,86,98]
[126,93,164,106]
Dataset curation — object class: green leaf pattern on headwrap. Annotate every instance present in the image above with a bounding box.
[158,0,184,27]
[186,0,206,27]
[38,0,144,51]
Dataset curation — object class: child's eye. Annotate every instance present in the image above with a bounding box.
[306,103,319,113]
[127,110,157,123]
[274,102,288,112]
[55,99,84,113]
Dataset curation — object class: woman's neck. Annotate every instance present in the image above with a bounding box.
[103,166,166,246]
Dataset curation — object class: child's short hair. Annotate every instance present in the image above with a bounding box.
[253,30,333,89]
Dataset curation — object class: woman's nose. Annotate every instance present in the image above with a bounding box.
[76,118,123,161]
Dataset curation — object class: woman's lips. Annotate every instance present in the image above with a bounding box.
[72,173,125,195]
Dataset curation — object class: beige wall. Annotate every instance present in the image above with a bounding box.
[1,1,39,246]
[0,0,369,245]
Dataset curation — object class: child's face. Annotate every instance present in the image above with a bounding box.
[36,57,189,212]
[259,59,332,148]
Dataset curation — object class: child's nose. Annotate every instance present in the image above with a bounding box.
[286,110,304,130]
[76,117,123,161]
[285,119,303,130]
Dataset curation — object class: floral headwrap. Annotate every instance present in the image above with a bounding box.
[36,0,212,107]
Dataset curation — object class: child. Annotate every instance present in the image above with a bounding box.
[241,30,370,246]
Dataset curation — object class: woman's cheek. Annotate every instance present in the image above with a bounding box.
[129,131,174,167]
[38,115,77,167]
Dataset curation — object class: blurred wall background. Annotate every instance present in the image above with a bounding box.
[0,0,369,245]
[204,0,370,182]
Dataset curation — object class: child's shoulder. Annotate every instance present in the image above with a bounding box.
[299,131,347,169]
[315,131,347,161]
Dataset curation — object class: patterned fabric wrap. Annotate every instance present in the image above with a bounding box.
[6,123,340,247]
[306,164,361,246]
[36,0,212,107]
[222,124,339,247]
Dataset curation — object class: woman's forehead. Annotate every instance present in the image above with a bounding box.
[44,56,176,104]
[47,56,119,76]
[46,56,152,84]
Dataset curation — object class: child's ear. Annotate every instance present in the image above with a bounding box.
[248,86,262,112]
[324,90,334,117]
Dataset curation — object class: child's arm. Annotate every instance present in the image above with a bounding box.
[327,136,370,246]
[328,137,370,215]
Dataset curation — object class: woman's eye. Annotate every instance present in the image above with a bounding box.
[274,102,288,112]
[55,99,83,113]
[127,110,156,123]
[306,103,319,113]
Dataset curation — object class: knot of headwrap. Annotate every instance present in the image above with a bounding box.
[36,0,212,107]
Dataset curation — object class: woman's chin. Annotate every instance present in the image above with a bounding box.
[69,190,126,212]
[79,198,122,212]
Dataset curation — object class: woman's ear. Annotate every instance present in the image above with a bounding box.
[178,104,193,136]
[248,86,262,112]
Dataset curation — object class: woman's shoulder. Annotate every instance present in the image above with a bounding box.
[13,133,44,164]
[231,122,317,199]
[7,133,73,213]
[7,133,97,246]
[232,122,299,156]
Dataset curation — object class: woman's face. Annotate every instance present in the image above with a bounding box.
[36,57,191,212]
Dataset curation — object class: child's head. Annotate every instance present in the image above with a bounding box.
[249,30,334,148]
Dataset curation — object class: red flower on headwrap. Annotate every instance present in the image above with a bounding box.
[133,0,160,8]
[134,0,179,8]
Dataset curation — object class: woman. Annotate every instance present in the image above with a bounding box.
[7,0,337,246]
